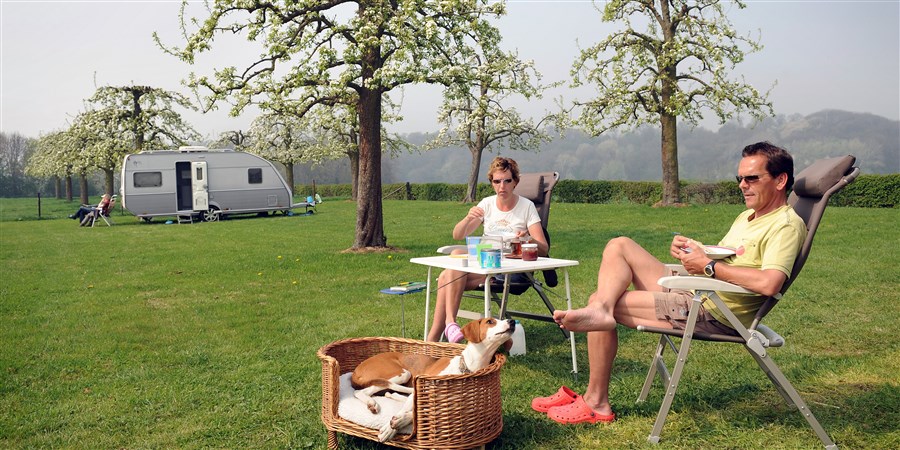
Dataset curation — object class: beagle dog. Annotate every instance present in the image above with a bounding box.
[350,318,515,442]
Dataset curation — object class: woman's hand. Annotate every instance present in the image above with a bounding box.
[466,206,485,223]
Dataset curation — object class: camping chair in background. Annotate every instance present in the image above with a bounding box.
[304,195,318,214]
[90,195,116,227]
[440,172,567,335]
[636,155,859,448]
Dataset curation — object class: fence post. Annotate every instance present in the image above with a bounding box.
[405,182,412,200]
[37,192,42,220]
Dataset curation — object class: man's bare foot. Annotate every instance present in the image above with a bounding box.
[553,306,616,332]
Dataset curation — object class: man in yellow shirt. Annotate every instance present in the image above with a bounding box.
[531,142,806,425]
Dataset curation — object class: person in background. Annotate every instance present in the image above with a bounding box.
[425,157,549,343]
[531,142,806,425]
[69,194,111,226]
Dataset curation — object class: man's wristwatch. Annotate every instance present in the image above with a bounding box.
[704,260,717,278]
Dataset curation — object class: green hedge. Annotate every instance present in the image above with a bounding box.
[299,173,898,208]
[828,174,899,208]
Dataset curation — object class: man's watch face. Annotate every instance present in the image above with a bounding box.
[704,262,715,277]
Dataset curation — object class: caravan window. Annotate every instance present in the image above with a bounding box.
[248,168,263,184]
[134,171,163,188]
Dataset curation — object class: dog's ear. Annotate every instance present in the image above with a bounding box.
[461,320,484,344]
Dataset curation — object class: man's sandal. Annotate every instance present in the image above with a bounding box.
[531,386,578,413]
[547,395,615,424]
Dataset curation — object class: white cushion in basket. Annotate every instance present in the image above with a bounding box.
[338,372,414,435]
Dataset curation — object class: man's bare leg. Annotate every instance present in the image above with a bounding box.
[571,291,675,417]
[555,237,667,332]
[582,328,617,416]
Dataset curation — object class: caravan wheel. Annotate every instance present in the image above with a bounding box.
[202,206,220,222]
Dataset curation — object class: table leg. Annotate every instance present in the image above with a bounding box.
[483,275,493,319]
[423,267,433,340]
[564,268,578,376]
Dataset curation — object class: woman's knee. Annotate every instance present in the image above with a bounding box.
[438,269,453,283]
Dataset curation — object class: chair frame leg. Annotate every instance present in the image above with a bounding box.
[646,295,701,444]
[746,348,837,449]
[641,291,838,449]
[638,335,674,403]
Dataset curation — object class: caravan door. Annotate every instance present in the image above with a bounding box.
[191,161,209,211]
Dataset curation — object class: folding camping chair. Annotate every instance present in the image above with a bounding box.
[636,155,859,448]
[440,172,568,336]
[89,195,116,227]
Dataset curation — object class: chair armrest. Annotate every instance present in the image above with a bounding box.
[657,275,756,295]
[755,324,784,347]
[437,245,467,255]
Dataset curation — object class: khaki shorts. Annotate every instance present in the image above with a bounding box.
[652,290,740,336]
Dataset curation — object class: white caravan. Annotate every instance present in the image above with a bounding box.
[120,147,306,222]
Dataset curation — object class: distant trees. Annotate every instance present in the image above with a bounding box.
[0,132,36,197]
[27,129,91,203]
[243,113,319,195]
[89,85,198,153]
[427,34,558,202]
[161,0,507,249]
[23,85,199,201]
[572,0,772,205]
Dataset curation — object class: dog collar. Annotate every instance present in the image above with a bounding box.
[458,356,471,374]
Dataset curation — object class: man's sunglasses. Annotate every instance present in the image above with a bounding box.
[735,173,769,184]
[491,178,514,185]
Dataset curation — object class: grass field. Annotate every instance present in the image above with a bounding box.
[1,197,898,449]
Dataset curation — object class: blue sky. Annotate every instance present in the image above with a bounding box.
[2,0,898,140]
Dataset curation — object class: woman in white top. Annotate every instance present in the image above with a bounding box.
[426,157,550,343]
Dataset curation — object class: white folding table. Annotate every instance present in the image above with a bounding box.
[410,255,580,375]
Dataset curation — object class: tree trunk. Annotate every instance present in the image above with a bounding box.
[65,175,73,202]
[465,130,486,203]
[349,149,360,201]
[285,162,295,196]
[348,129,360,201]
[464,82,490,203]
[659,112,680,205]
[79,173,89,205]
[54,176,61,199]
[132,89,145,152]
[354,87,386,249]
[658,59,681,205]
[464,144,484,203]
[105,169,115,196]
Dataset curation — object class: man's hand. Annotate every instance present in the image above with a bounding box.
[671,236,711,275]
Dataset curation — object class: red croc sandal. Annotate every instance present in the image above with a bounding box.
[547,395,615,424]
[531,386,578,413]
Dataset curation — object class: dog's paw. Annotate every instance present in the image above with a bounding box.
[377,422,398,442]
[384,392,407,402]
[366,400,380,414]
[390,411,412,430]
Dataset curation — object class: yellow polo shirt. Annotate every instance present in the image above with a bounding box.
[704,205,807,329]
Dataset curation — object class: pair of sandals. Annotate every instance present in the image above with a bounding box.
[531,386,616,424]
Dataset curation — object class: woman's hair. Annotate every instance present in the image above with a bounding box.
[487,157,520,183]
[742,141,795,191]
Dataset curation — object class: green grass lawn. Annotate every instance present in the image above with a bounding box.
[1,197,898,449]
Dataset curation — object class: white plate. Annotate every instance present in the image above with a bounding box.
[704,245,736,259]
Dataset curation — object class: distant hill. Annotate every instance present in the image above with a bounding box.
[295,110,898,184]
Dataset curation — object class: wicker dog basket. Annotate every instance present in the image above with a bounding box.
[317,336,506,449]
